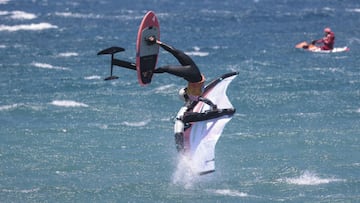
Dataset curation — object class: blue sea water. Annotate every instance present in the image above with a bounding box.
[1,0,360,202]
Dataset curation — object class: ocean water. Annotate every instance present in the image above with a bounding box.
[1,0,359,202]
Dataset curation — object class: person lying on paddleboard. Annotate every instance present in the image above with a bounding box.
[146,36,217,111]
[310,27,335,50]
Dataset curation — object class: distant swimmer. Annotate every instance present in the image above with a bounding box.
[310,27,335,50]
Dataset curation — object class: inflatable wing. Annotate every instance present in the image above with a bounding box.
[175,72,238,175]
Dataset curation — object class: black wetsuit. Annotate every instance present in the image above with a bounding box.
[154,42,203,83]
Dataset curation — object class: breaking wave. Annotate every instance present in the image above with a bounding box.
[345,8,360,13]
[57,52,79,57]
[84,75,101,80]
[50,100,89,108]
[0,10,37,20]
[2,188,40,194]
[0,104,20,111]
[211,189,248,197]
[121,120,150,127]
[0,103,43,111]
[184,46,209,57]
[31,62,70,71]
[55,12,102,19]
[184,51,209,57]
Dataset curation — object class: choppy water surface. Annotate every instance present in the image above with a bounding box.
[0,0,359,202]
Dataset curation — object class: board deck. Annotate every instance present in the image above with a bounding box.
[308,46,349,53]
[295,41,349,53]
[136,11,160,85]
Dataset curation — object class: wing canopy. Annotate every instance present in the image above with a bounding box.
[180,72,238,175]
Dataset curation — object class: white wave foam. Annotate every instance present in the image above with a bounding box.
[2,188,40,193]
[212,189,248,197]
[184,51,209,57]
[0,44,6,48]
[346,8,360,13]
[0,103,42,111]
[0,0,9,4]
[57,52,78,57]
[50,100,89,108]
[0,22,57,32]
[283,171,343,185]
[122,120,150,127]
[84,75,101,80]
[55,12,102,19]
[0,104,19,111]
[31,62,70,71]
[10,11,37,20]
[184,46,209,57]
[154,84,176,94]
[20,188,40,193]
